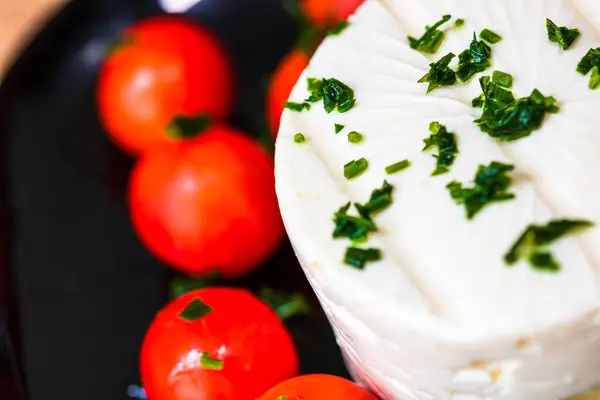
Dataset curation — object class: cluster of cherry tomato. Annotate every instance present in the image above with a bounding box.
[96,0,374,399]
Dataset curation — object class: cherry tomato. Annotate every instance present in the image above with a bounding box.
[259,374,378,399]
[128,126,284,278]
[141,287,299,400]
[266,49,310,138]
[300,0,364,28]
[97,16,234,155]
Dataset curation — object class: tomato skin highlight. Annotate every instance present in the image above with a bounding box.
[266,49,310,138]
[140,288,299,400]
[300,0,364,28]
[259,374,378,399]
[128,126,284,278]
[97,16,234,155]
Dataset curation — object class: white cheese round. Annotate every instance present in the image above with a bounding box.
[275,0,600,399]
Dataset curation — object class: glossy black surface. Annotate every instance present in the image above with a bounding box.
[0,1,349,399]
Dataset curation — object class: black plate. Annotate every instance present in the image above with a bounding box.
[0,1,349,399]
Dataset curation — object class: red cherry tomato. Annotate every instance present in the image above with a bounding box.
[259,374,378,399]
[141,287,299,400]
[300,0,364,28]
[128,126,284,278]
[266,49,310,138]
[97,16,234,155]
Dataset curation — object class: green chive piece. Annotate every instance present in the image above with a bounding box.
[590,66,600,89]
[328,20,350,36]
[293,133,306,143]
[456,33,492,83]
[333,202,377,242]
[455,18,465,28]
[335,123,345,133]
[418,52,457,93]
[344,158,369,179]
[344,247,382,269]
[348,131,363,144]
[546,18,580,50]
[277,396,287,400]
[200,352,224,370]
[446,161,516,219]
[492,70,513,88]
[284,101,311,112]
[385,160,411,174]
[178,298,213,322]
[355,181,395,219]
[504,219,594,272]
[423,121,459,175]
[480,29,502,44]
[408,15,452,54]
[304,77,356,113]
[166,114,212,139]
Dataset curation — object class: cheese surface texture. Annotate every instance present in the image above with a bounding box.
[274,0,600,399]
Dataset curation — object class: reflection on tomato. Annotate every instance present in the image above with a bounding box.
[259,374,378,399]
[97,16,234,155]
[141,288,299,400]
[128,126,284,278]
[266,49,310,138]
[300,0,364,28]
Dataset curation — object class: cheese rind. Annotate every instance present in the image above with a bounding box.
[275,0,600,398]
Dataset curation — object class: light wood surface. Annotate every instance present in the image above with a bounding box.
[0,0,67,78]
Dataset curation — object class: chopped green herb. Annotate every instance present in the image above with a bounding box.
[276,397,287,400]
[304,77,356,113]
[344,157,369,179]
[504,219,594,272]
[385,159,412,175]
[335,123,345,133]
[328,20,350,35]
[577,48,600,88]
[348,131,363,143]
[355,181,394,219]
[344,247,382,269]
[456,33,492,82]
[492,70,513,88]
[455,18,465,28]
[178,298,213,322]
[258,287,311,320]
[200,352,224,370]
[480,29,502,44]
[284,101,311,112]
[293,133,306,143]
[474,75,559,141]
[590,66,600,89]
[546,18,580,50]
[423,121,459,175]
[166,114,212,139]
[408,15,452,54]
[418,52,457,93]
[446,161,515,219]
[333,202,377,242]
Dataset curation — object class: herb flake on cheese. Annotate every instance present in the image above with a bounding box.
[335,123,345,133]
[293,133,306,143]
[333,202,377,242]
[305,77,356,113]
[408,15,452,54]
[578,48,600,89]
[355,181,394,219]
[344,247,382,269]
[418,52,457,93]
[456,33,493,83]
[504,219,594,272]
[344,158,369,179]
[385,159,412,175]
[455,19,465,28]
[546,18,580,50]
[446,161,516,219]
[473,75,559,141]
[423,121,459,175]
[284,101,311,112]
[480,29,502,44]
[348,131,363,144]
